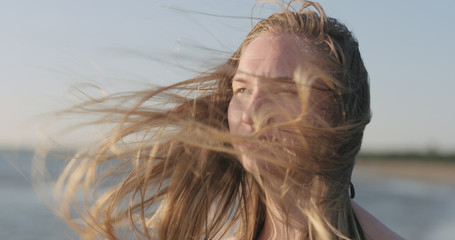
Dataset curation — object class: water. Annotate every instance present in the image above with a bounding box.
[352,169,455,239]
[1,150,454,239]
[0,150,76,240]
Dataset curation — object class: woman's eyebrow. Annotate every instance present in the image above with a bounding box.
[234,71,293,82]
[271,77,294,83]
[233,72,251,80]
[231,77,248,84]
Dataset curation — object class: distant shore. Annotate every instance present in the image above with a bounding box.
[355,158,455,186]
[2,149,455,186]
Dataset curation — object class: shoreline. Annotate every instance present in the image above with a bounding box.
[354,159,455,186]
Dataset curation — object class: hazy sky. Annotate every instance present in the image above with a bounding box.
[1,0,454,153]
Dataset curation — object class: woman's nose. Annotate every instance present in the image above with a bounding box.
[241,108,253,125]
[241,92,266,126]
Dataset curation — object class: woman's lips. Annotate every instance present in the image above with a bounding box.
[240,141,259,150]
[239,135,276,150]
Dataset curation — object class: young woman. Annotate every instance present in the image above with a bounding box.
[53,1,403,239]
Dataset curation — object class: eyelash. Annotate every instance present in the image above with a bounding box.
[233,87,298,96]
[234,87,251,95]
[276,89,298,95]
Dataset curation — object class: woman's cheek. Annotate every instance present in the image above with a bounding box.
[227,98,243,134]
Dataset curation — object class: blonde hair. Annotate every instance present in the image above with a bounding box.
[51,1,370,239]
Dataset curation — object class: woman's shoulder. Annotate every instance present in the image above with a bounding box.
[351,200,405,240]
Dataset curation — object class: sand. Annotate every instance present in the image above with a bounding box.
[354,159,455,186]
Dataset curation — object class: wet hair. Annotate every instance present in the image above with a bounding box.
[50,1,370,239]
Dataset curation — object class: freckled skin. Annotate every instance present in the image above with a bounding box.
[227,33,315,172]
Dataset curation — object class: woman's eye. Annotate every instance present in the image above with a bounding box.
[276,88,298,95]
[235,88,251,95]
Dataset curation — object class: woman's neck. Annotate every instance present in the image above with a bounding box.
[256,193,307,240]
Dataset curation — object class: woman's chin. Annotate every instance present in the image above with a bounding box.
[240,154,261,174]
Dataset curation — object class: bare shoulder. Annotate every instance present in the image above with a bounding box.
[351,200,406,240]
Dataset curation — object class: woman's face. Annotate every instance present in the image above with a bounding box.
[228,33,315,172]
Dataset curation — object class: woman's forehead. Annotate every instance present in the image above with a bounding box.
[237,33,317,79]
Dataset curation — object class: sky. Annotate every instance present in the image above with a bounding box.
[1,0,454,153]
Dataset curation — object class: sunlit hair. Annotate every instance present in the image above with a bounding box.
[49,0,370,239]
